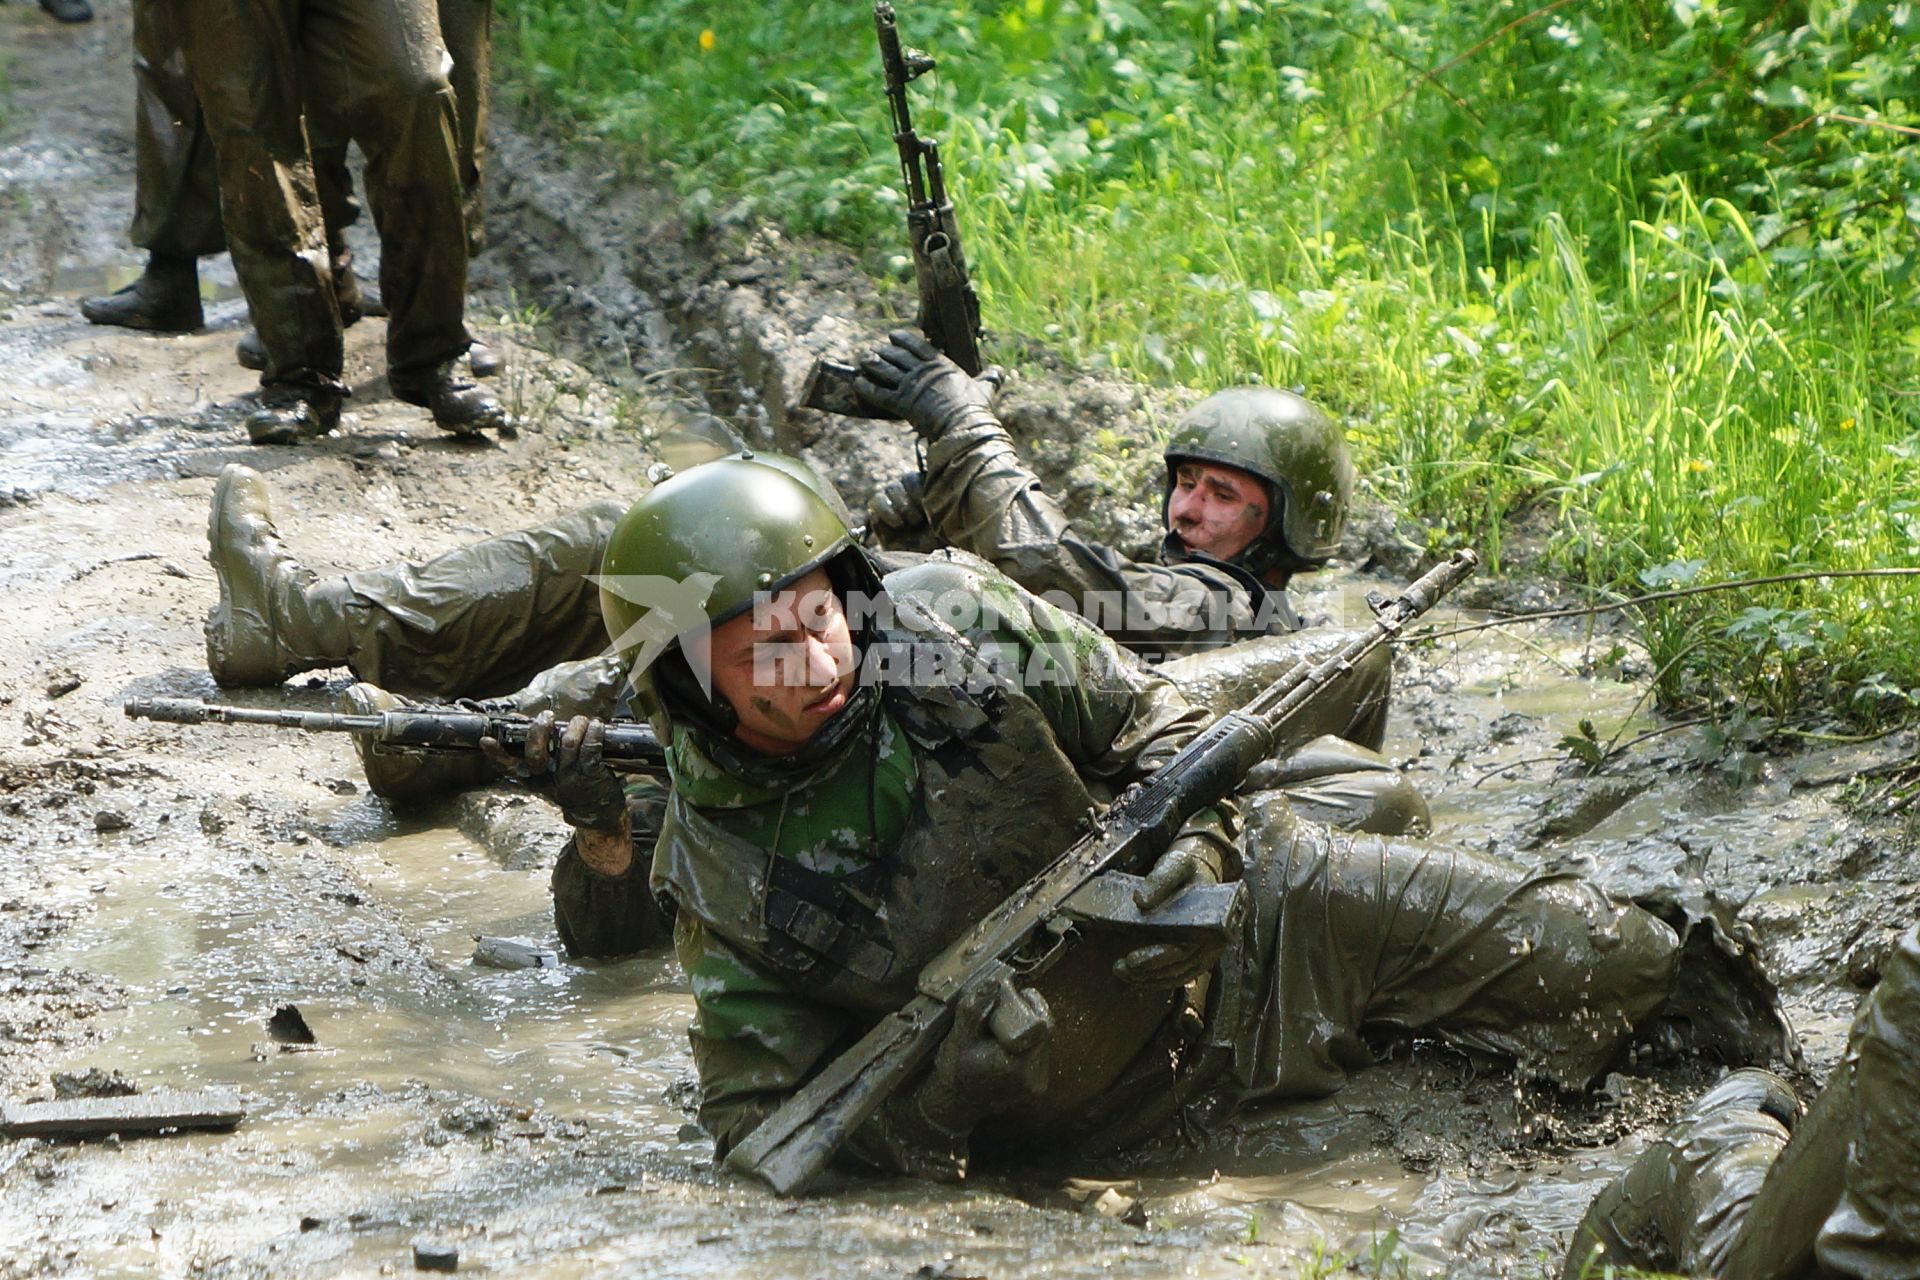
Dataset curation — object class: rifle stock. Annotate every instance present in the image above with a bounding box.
[726,550,1480,1194]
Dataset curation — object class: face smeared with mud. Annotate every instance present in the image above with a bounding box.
[1167,461,1269,562]
[697,566,857,755]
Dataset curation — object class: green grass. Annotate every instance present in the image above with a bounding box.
[504,0,1920,723]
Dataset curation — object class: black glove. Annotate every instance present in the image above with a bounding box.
[855,328,1003,443]
[1112,833,1230,988]
[482,712,629,835]
[913,978,1052,1138]
[867,470,929,537]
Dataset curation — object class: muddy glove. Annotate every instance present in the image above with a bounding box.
[1112,831,1231,988]
[483,714,632,874]
[855,328,1003,443]
[549,716,630,834]
[912,978,1052,1140]
[868,470,929,537]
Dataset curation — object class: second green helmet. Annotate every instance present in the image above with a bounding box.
[1162,387,1354,573]
[597,452,859,673]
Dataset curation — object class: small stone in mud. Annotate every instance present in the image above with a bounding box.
[44,670,82,699]
[300,1216,324,1232]
[93,807,132,833]
[267,1004,317,1045]
[326,779,358,796]
[471,937,558,970]
[412,1241,458,1272]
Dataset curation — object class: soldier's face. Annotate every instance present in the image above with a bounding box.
[1167,462,1269,562]
[701,567,858,756]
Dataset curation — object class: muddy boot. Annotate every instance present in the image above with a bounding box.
[391,360,513,437]
[235,331,267,373]
[204,464,354,685]
[341,683,505,806]
[80,254,201,331]
[245,386,343,446]
[1561,1069,1801,1278]
[467,340,502,379]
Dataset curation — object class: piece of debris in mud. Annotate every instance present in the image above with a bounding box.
[1,1088,244,1138]
[93,806,132,833]
[267,1004,317,1045]
[472,936,559,971]
[51,1068,137,1100]
[44,669,83,699]
[413,1240,459,1273]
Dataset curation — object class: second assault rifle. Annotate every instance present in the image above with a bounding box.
[121,698,668,778]
[725,549,1480,1195]
[803,1,984,416]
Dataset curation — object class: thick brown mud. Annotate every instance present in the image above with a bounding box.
[2,7,1915,1277]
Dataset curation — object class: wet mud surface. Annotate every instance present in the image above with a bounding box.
[2,8,1915,1277]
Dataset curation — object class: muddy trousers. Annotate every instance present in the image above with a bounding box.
[1225,793,1729,1101]
[284,501,623,699]
[131,0,490,264]
[1564,924,1920,1280]
[1162,633,1429,837]
[177,0,472,391]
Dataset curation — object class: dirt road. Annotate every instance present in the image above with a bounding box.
[2,6,1913,1277]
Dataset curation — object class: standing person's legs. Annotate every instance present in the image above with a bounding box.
[83,0,223,331]
[178,0,345,441]
[303,0,505,434]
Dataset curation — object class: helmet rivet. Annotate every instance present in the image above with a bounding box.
[1315,490,1333,506]
[758,571,774,587]
[645,462,676,485]
[803,534,815,548]
[741,448,756,459]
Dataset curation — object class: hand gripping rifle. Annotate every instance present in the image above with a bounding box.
[120,698,668,778]
[803,0,985,417]
[725,549,1480,1195]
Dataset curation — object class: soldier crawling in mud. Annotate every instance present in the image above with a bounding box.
[201,357,1425,843]
[1562,922,1920,1279]
[500,452,1793,1180]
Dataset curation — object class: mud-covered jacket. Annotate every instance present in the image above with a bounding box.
[916,409,1300,659]
[641,557,1233,1171]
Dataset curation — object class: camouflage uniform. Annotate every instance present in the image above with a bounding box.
[553,555,1786,1171]
[1565,924,1920,1279]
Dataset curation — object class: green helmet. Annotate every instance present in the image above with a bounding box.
[1162,387,1354,573]
[597,451,860,671]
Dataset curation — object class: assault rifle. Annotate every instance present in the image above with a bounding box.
[726,549,1481,1195]
[121,698,668,778]
[803,0,985,416]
